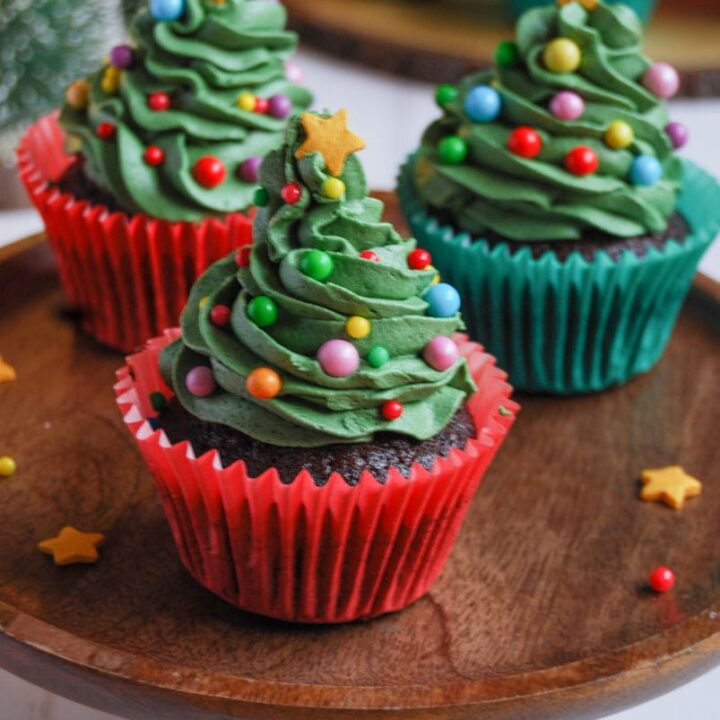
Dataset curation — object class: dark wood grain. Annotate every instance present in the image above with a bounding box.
[0,196,719,720]
[286,0,720,98]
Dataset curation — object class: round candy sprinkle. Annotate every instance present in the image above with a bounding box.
[198,295,210,309]
[269,94,292,119]
[150,0,185,21]
[649,566,675,593]
[604,120,634,150]
[346,316,371,339]
[193,156,226,188]
[254,97,269,114]
[382,400,404,421]
[254,187,269,207]
[144,145,164,166]
[210,304,231,327]
[281,181,302,204]
[508,126,542,158]
[565,145,599,176]
[285,59,304,84]
[322,177,345,200]
[110,44,134,70]
[464,85,502,123]
[235,246,252,267]
[630,155,663,186]
[95,122,116,139]
[423,336,459,371]
[149,391,167,411]
[317,339,360,377]
[435,83,458,108]
[100,69,120,96]
[549,91,584,121]
[237,91,256,112]
[247,368,282,399]
[148,91,171,111]
[238,156,262,183]
[407,248,432,270]
[666,121,688,149]
[360,250,380,262]
[66,80,90,110]
[543,38,582,73]
[301,249,334,281]
[0,456,16,478]
[438,135,468,165]
[247,295,278,327]
[643,63,680,99]
[185,366,216,397]
[496,40,520,68]
[367,345,390,368]
[424,283,461,318]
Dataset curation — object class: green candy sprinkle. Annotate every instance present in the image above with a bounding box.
[435,83,458,108]
[254,187,269,207]
[496,40,520,68]
[438,135,468,165]
[300,249,334,282]
[149,391,167,411]
[367,345,390,368]
[247,295,278,328]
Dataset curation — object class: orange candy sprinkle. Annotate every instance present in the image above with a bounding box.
[246,368,282,399]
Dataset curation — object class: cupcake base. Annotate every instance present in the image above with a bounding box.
[398,156,720,395]
[115,331,517,623]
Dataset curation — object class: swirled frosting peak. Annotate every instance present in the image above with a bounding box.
[414,1,683,241]
[160,111,476,447]
[59,0,312,221]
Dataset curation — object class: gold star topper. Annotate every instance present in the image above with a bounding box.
[640,466,702,510]
[38,526,105,566]
[295,110,366,177]
[557,0,599,9]
[0,356,16,383]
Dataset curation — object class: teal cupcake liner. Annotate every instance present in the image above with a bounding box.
[398,157,720,394]
[506,0,657,23]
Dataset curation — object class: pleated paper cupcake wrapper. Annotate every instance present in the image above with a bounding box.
[398,157,720,394]
[17,113,254,353]
[114,331,517,624]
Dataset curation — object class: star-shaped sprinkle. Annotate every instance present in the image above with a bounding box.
[0,356,17,383]
[295,110,366,177]
[557,0,598,8]
[640,466,702,510]
[38,526,105,566]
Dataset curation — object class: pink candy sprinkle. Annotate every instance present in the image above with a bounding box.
[186,366,216,397]
[549,91,585,121]
[423,336,459,371]
[317,339,360,377]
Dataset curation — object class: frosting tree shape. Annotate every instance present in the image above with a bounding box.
[161,110,476,447]
[60,0,312,221]
[416,0,688,241]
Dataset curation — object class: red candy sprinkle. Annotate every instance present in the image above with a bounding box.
[408,248,432,270]
[382,400,404,421]
[565,145,599,176]
[649,566,675,593]
[210,304,232,327]
[508,126,542,158]
[254,97,269,114]
[95,122,116,139]
[360,250,380,262]
[144,145,164,166]
[281,181,302,204]
[147,92,171,111]
[235,246,252,267]
[193,156,226,188]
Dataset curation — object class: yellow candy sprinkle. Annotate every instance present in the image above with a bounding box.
[65,134,83,153]
[428,266,441,285]
[543,38,582,74]
[0,456,16,478]
[101,67,122,95]
[199,295,210,309]
[322,177,345,200]
[604,120,634,150]
[237,92,256,112]
[346,316,371,339]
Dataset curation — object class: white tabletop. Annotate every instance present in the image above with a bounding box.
[1,48,718,720]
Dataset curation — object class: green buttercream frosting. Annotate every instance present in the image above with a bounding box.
[415,1,681,241]
[59,0,312,221]
[161,112,477,447]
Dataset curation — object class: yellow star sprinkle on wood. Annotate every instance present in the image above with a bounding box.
[557,0,598,8]
[295,110,366,177]
[38,526,105,566]
[0,356,16,383]
[640,466,702,510]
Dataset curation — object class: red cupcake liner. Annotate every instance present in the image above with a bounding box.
[17,113,254,353]
[115,336,516,624]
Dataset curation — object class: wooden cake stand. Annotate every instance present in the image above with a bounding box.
[0,196,719,720]
[286,0,720,97]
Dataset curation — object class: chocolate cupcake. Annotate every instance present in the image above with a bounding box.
[398,0,720,393]
[115,110,517,623]
[18,0,311,352]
